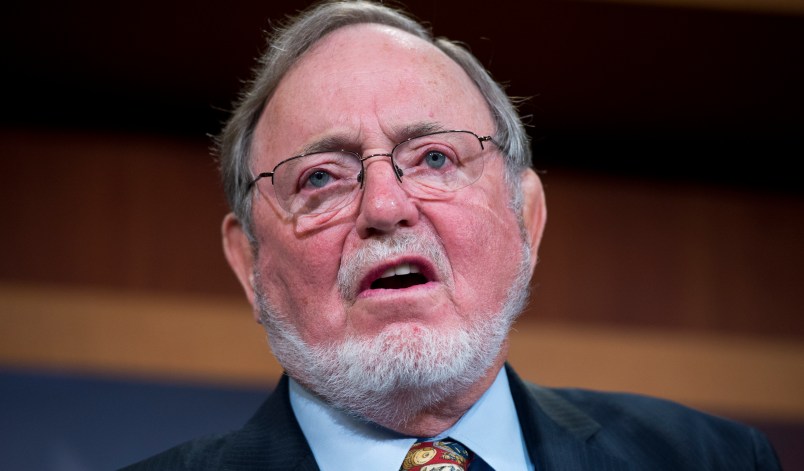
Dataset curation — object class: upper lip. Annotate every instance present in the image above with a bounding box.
[357,256,438,295]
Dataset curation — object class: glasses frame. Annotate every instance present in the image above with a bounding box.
[247,129,495,214]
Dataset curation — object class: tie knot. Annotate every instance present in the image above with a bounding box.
[400,439,474,471]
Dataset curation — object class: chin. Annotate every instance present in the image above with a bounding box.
[259,295,507,426]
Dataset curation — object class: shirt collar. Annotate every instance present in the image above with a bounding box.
[289,377,414,471]
[437,367,532,470]
[289,367,532,471]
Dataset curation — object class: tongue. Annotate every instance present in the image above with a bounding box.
[370,273,428,290]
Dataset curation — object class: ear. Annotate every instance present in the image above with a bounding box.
[222,213,258,318]
[519,168,547,272]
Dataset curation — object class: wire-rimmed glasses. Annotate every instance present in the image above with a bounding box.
[247,130,495,216]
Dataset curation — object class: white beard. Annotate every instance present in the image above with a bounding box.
[255,231,532,427]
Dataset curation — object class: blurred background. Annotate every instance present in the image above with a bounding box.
[2,0,803,469]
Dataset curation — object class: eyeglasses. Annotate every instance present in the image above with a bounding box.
[248,130,495,216]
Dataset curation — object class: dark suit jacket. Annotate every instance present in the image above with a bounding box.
[121,365,781,470]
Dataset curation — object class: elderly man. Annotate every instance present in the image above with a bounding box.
[123,1,780,470]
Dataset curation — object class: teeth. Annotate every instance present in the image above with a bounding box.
[379,263,420,279]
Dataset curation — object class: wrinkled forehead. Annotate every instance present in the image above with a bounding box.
[253,23,494,165]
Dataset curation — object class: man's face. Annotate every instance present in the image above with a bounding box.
[235,25,540,403]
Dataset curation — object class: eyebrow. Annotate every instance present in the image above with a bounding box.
[298,121,447,156]
[391,122,446,141]
[300,134,358,155]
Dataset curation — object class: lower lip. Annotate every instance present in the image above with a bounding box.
[356,280,438,299]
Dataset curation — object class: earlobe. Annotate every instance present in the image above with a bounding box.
[519,168,547,272]
[222,213,258,314]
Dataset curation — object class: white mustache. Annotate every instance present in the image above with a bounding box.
[337,231,451,300]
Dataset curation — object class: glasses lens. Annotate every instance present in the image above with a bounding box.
[393,131,486,196]
[271,152,362,215]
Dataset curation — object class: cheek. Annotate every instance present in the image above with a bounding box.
[431,189,523,315]
[253,220,350,338]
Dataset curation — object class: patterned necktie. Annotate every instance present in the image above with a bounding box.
[399,439,474,471]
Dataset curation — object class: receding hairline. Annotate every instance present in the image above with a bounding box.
[263,22,434,109]
[252,22,497,158]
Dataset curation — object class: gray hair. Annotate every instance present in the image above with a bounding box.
[217,0,532,241]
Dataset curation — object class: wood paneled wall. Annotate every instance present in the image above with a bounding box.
[3,129,801,335]
[531,170,804,337]
[2,128,803,418]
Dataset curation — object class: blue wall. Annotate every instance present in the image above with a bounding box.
[1,370,268,470]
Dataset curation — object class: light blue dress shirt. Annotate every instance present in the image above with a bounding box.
[289,366,535,470]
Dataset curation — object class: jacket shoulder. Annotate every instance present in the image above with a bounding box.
[532,383,781,470]
[119,432,231,471]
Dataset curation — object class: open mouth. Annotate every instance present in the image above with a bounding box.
[368,262,430,290]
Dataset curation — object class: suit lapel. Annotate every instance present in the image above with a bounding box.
[507,365,638,471]
[222,374,320,471]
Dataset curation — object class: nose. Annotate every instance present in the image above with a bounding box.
[355,156,419,238]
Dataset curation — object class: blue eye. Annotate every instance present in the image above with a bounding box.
[424,151,447,169]
[307,170,331,188]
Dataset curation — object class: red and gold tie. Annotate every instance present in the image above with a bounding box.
[399,439,474,471]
